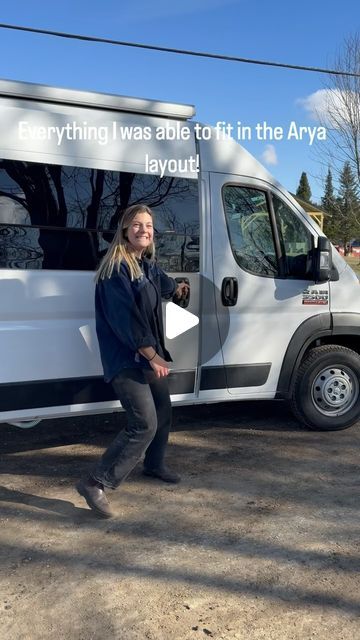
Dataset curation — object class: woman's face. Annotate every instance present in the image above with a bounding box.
[126,212,154,255]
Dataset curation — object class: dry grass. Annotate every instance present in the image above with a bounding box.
[344,254,360,276]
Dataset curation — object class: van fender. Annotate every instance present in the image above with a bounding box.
[331,312,360,336]
[276,313,332,398]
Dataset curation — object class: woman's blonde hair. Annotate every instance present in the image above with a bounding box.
[95,204,155,282]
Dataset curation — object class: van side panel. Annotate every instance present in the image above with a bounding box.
[0,97,198,178]
[0,95,200,422]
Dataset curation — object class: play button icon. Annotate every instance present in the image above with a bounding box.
[165,302,199,339]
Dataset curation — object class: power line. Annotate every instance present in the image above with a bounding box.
[0,22,359,78]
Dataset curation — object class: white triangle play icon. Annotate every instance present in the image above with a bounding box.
[165,302,199,339]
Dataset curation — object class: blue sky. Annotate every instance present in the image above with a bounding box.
[0,0,358,201]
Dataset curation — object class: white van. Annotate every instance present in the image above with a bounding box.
[1,78,360,431]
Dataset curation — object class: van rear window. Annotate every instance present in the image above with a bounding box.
[0,159,199,272]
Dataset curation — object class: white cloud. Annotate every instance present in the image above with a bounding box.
[261,144,278,166]
[297,88,354,125]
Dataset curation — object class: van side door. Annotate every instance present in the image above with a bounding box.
[209,173,330,397]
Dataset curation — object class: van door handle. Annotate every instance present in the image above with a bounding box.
[221,277,238,306]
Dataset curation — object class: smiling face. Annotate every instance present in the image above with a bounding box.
[125,212,154,257]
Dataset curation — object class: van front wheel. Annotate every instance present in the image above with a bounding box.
[291,345,360,431]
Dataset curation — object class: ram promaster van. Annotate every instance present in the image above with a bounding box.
[1,78,360,431]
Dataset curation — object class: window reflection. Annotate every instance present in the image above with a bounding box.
[272,195,313,278]
[0,159,199,272]
[223,185,278,277]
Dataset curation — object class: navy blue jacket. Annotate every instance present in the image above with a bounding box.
[95,257,176,382]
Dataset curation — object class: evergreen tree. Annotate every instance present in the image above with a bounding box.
[337,162,360,253]
[322,168,338,240]
[322,168,336,210]
[296,172,312,202]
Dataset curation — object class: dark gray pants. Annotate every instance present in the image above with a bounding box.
[92,368,172,489]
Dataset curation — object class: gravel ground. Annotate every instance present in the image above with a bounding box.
[0,399,359,640]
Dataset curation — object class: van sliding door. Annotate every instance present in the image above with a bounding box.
[0,159,200,423]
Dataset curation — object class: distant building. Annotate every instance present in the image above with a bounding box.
[291,194,328,231]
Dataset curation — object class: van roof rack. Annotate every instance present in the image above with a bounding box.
[0,78,196,120]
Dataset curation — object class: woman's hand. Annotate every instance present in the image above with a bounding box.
[149,354,170,378]
[137,347,170,377]
[175,282,190,300]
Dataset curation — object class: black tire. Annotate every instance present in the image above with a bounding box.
[290,345,360,431]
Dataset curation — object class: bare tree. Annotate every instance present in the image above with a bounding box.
[319,33,360,186]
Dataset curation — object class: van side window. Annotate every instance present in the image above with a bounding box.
[223,185,278,277]
[272,195,313,278]
[0,159,199,272]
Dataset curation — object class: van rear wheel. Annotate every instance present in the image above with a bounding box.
[291,345,360,431]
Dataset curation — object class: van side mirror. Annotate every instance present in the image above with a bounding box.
[314,236,331,283]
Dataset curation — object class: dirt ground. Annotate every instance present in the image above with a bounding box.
[1,399,359,640]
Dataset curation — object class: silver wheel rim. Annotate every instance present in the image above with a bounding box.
[311,365,359,417]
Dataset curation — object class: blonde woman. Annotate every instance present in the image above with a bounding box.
[76,204,189,518]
